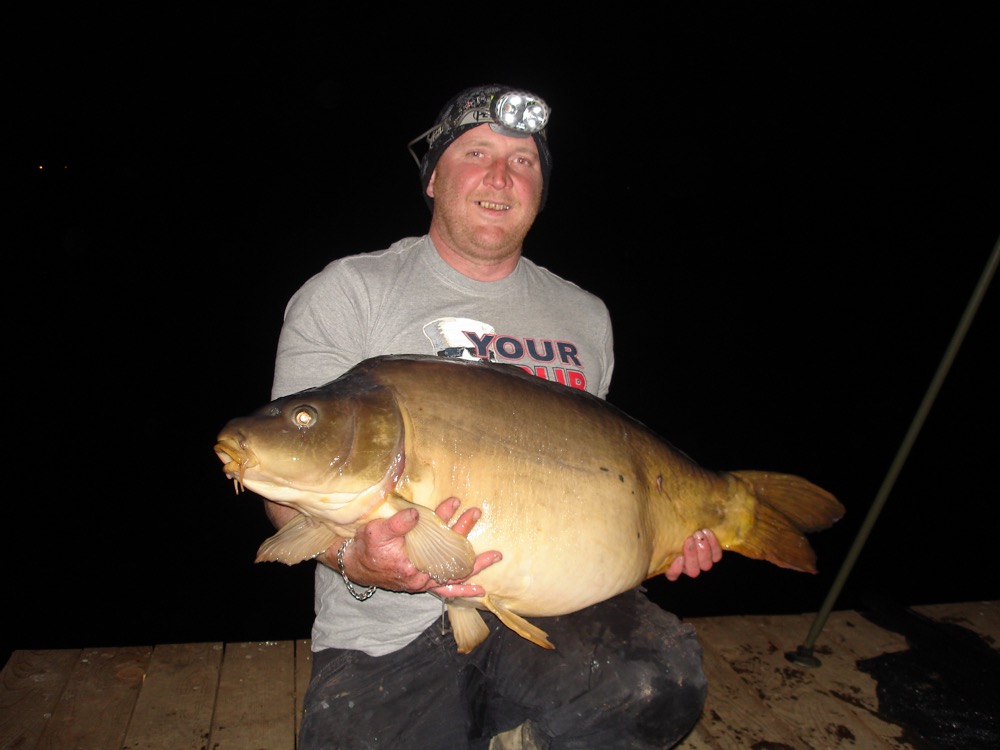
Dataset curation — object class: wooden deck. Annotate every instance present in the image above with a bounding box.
[2,600,996,749]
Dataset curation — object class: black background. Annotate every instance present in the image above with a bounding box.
[6,6,998,667]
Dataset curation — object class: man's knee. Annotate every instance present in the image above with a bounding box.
[633,660,707,746]
[588,611,708,747]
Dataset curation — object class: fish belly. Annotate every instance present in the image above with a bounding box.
[380,358,702,617]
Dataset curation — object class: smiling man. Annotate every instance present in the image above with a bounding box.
[267,83,722,749]
[423,107,546,275]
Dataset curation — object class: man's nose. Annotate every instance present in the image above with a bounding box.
[483,160,512,188]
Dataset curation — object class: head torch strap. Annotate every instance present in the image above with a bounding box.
[407,127,436,168]
[408,88,550,167]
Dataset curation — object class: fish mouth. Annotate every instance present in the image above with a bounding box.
[214,437,259,494]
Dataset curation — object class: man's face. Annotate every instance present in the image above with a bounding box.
[427,124,544,264]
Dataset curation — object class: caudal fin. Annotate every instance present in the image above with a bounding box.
[727,470,845,574]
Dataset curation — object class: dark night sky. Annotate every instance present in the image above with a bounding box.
[6,7,998,665]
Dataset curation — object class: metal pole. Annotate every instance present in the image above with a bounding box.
[787,234,1000,667]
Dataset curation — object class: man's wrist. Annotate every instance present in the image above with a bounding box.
[336,538,377,602]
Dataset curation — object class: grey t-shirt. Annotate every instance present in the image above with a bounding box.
[272,235,614,656]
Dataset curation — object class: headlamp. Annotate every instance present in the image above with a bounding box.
[407,87,551,167]
[490,91,549,134]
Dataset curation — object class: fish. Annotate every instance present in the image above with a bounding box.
[214,353,844,654]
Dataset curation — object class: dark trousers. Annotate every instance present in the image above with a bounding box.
[298,589,707,750]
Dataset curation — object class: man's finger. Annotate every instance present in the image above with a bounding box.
[430,582,486,599]
[664,555,684,581]
[382,508,420,538]
[693,529,722,567]
[434,497,462,523]
[449,507,481,536]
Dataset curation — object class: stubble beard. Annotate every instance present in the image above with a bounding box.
[432,183,539,266]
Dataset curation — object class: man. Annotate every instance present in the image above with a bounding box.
[267,84,723,749]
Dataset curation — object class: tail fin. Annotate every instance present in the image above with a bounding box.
[727,470,845,574]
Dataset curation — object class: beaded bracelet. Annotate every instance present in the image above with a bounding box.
[336,538,377,601]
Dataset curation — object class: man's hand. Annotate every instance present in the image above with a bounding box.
[327,498,501,597]
[427,498,501,598]
[664,528,722,581]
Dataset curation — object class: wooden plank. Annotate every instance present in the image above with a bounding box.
[294,639,311,742]
[210,640,296,750]
[755,611,916,748]
[35,645,152,750]
[816,608,915,662]
[0,648,80,749]
[691,613,900,749]
[913,599,1000,642]
[0,603,991,750]
[673,723,716,750]
[120,642,224,750]
[682,614,810,750]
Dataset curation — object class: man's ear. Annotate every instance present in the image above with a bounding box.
[426,170,436,198]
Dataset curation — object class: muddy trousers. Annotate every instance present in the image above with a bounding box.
[297,589,707,750]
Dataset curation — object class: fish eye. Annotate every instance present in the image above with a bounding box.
[290,405,319,429]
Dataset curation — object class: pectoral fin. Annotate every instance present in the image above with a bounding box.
[256,513,340,565]
[447,605,492,654]
[483,595,554,650]
[386,497,476,582]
